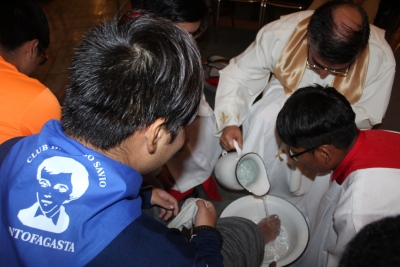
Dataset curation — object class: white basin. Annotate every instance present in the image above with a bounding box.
[220,195,309,266]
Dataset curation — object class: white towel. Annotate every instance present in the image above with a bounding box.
[167,198,199,230]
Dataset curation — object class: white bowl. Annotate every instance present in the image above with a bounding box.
[220,195,309,267]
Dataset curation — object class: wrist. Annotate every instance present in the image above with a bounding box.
[191,225,223,246]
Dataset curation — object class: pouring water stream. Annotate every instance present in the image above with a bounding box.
[263,195,269,218]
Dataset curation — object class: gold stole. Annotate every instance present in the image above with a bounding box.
[274,16,369,104]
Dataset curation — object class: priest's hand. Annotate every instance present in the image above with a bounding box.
[220,125,242,151]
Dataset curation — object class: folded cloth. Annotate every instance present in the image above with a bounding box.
[167,198,199,230]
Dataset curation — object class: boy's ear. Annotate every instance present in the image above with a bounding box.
[318,145,333,164]
[25,39,39,60]
[145,119,166,154]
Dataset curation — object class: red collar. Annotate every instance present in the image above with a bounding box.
[332,130,364,184]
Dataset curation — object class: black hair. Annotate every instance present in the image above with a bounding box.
[276,84,358,150]
[61,14,203,150]
[339,215,400,267]
[138,0,208,35]
[141,0,207,23]
[308,0,370,65]
[0,0,50,53]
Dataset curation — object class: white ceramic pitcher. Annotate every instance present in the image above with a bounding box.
[214,140,270,196]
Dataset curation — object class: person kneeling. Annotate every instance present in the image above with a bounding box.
[276,84,400,267]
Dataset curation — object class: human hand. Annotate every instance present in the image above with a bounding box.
[220,125,242,151]
[194,199,217,227]
[150,187,179,221]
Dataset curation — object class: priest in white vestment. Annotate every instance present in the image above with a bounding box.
[214,1,395,201]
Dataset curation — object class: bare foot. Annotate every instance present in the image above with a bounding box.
[257,214,281,244]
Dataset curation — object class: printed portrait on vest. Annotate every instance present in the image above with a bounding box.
[17,156,89,233]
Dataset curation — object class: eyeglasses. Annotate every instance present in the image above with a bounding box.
[289,146,318,161]
[306,61,350,77]
[306,48,350,77]
[190,17,208,39]
[38,44,49,66]
[190,23,207,39]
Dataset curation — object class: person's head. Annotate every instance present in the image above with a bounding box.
[139,0,208,38]
[307,1,370,79]
[61,14,203,174]
[339,215,400,267]
[36,156,89,212]
[0,0,50,75]
[276,84,358,172]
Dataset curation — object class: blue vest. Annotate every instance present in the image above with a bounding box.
[0,120,143,266]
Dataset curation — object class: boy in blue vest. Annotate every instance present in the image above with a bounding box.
[0,12,280,267]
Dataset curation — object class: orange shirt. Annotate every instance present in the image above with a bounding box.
[0,56,61,144]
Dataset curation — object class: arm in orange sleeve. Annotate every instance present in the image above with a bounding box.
[19,88,61,136]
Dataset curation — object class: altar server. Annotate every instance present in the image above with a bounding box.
[276,85,400,267]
